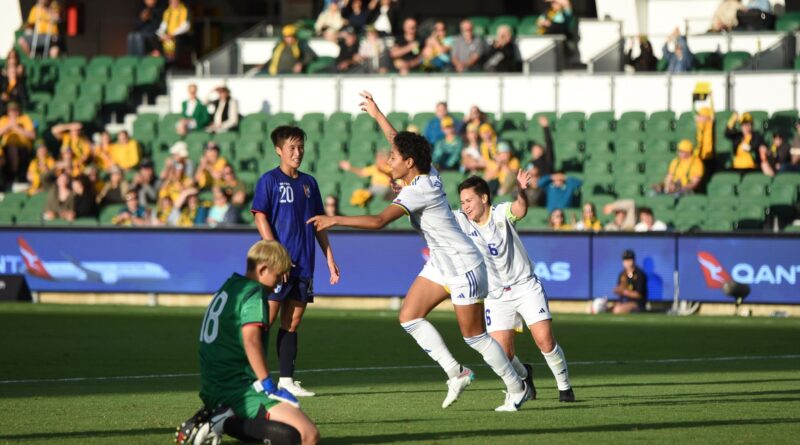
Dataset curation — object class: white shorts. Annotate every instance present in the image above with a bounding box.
[484,276,552,333]
[419,261,488,306]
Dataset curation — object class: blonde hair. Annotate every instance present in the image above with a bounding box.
[246,240,292,275]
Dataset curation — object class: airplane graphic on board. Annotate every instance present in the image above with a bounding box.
[697,251,732,289]
[17,237,171,284]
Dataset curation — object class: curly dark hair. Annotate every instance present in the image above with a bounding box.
[393,131,431,174]
[458,176,491,202]
[270,125,306,148]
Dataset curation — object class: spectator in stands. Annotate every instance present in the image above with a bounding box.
[84,165,103,195]
[725,112,766,171]
[535,171,582,213]
[574,202,602,231]
[195,142,227,190]
[18,0,61,59]
[484,25,520,73]
[612,249,647,314]
[603,199,637,231]
[432,117,462,170]
[548,208,573,231]
[788,120,800,170]
[324,194,340,216]
[658,139,705,195]
[220,164,247,206]
[52,122,92,166]
[358,25,391,73]
[339,149,394,201]
[369,0,400,37]
[761,132,793,176]
[93,131,115,173]
[176,84,210,136]
[128,0,164,56]
[1,55,28,114]
[71,175,97,219]
[335,27,366,73]
[56,145,83,178]
[423,102,450,146]
[634,207,668,232]
[484,141,521,196]
[537,0,574,35]
[745,0,771,13]
[624,36,658,72]
[97,166,130,207]
[421,20,453,72]
[263,24,316,75]
[206,187,239,227]
[711,0,745,32]
[157,0,191,64]
[314,1,346,40]
[206,86,239,133]
[168,187,205,227]
[478,123,498,162]
[524,116,554,176]
[26,142,55,195]
[663,28,693,73]
[390,18,424,75]
[342,0,372,35]
[460,105,488,134]
[110,131,141,172]
[0,102,36,183]
[451,19,489,73]
[113,190,149,226]
[133,159,159,206]
[152,195,174,226]
[461,122,485,174]
[695,107,715,175]
[43,171,74,221]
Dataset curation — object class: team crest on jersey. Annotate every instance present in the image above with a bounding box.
[303,184,311,198]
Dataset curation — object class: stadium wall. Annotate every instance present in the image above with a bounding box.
[1,228,799,305]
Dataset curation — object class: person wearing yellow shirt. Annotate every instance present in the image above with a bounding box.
[27,143,56,195]
[110,131,141,171]
[484,141,521,196]
[17,0,61,58]
[548,208,573,231]
[724,112,766,171]
[664,139,705,195]
[694,107,715,174]
[51,122,93,166]
[0,102,36,182]
[93,131,114,172]
[194,143,228,190]
[339,150,394,201]
[478,123,497,162]
[157,0,191,62]
[574,202,602,231]
[56,146,84,178]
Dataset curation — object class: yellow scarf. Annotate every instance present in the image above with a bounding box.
[269,42,302,75]
[164,4,189,35]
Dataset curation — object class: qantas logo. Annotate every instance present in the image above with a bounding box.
[698,251,800,287]
[697,252,731,288]
[421,247,430,262]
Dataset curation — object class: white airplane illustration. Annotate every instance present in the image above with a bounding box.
[697,256,726,284]
[17,237,171,284]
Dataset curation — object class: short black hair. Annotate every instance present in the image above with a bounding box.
[270,125,306,148]
[638,206,654,217]
[458,176,491,202]
[393,131,432,174]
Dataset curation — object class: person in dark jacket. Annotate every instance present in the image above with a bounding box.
[128,0,164,56]
[625,36,658,72]
[725,112,766,171]
[484,25,521,72]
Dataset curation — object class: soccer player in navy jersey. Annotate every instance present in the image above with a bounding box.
[251,125,340,397]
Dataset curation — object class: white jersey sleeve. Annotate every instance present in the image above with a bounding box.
[392,184,426,214]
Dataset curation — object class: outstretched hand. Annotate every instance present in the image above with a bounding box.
[516,169,532,191]
[359,90,381,118]
[307,215,337,231]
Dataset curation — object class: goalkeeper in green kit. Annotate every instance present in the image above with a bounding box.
[175,240,319,445]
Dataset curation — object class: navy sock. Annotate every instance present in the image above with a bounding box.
[277,329,298,378]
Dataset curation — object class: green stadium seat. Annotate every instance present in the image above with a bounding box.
[785,224,800,232]
[768,110,798,136]
[59,55,87,78]
[614,181,642,198]
[307,56,335,74]
[104,81,130,109]
[489,16,520,35]
[614,160,642,176]
[385,112,409,130]
[556,112,584,133]
[73,217,99,226]
[693,51,723,71]
[45,99,71,124]
[583,160,611,177]
[135,64,161,89]
[643,139,672,156]
[517,16,538,35]
[85,64,110,84]
[676,195,708,213]
[584,139,612,157]
[585,111,614,134]
[616,111,646,134]
[212,132,239,157]
[72,100,99,125]
[111,64,136,86]
[723,51,751,71]
[645,194,676,210]
[411,112,435,130]
[115,55,140,70]
[777,12,800,32]
[78,82,104,104]
[737,205,766,230]
[99,204,125,224]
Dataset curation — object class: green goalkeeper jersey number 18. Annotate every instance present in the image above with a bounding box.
[199,273,268,407]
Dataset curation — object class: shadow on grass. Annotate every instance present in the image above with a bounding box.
[0,427,172,441]
[322,417,800,444]
[576,377,800,389]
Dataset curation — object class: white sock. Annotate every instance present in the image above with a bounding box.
[464,332,522,392]
[279,376,294,386]
[511,356,528,379]
[542,344,571,390]
[401,318,461,379]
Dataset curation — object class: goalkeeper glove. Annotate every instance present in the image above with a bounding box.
[253,376,300,408]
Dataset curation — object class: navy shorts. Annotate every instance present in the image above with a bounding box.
[269,276,314,303]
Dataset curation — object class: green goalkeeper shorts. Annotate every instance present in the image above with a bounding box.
[202,386,280,419]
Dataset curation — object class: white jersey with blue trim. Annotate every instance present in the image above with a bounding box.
[454,202,535,296]
[392,171,483,279]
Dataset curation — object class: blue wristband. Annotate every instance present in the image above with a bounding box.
[253,376,277,393]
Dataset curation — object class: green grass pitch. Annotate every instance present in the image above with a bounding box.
[1,303,799,444]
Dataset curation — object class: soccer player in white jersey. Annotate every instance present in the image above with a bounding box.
[455,174,575,402]
[308,91,530,411]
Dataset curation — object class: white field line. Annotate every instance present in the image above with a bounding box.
[1,354,798,385]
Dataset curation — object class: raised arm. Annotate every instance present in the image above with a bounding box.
[308,203,405,231]
[510,169,531,220]
[359,91,397,146]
